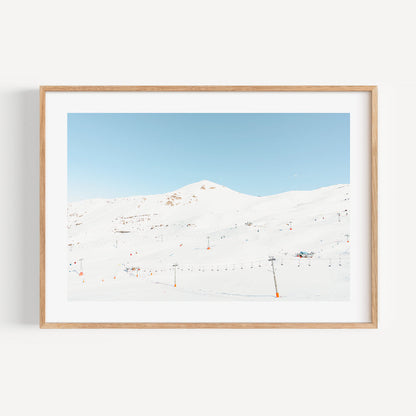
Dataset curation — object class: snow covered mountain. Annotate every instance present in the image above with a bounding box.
[68,180,350,301]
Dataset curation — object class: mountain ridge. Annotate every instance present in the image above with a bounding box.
[68,180,349,206]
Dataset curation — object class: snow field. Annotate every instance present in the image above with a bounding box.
[68,180,350,301]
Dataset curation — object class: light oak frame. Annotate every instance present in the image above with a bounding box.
[40,86,378,329]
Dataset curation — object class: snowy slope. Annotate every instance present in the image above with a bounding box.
[68,180,350,301]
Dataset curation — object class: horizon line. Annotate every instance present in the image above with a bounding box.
[68,180,350,204]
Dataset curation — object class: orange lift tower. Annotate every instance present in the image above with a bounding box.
[268,256,279,298]
[173,263,178,287]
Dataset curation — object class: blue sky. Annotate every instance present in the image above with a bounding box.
[67,113,349,201]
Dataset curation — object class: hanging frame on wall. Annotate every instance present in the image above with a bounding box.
[40,86,377,328]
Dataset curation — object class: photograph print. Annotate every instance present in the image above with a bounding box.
[67,112,350,302]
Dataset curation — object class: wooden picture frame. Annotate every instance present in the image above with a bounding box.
[40,85,377,328]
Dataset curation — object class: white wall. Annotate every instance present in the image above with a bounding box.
[0,1,413,415]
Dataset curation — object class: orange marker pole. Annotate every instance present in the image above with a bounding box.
[173,263,178,287]
[268,256,279,298]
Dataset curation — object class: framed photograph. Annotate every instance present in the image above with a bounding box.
[40,86,377,328]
